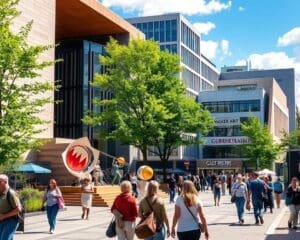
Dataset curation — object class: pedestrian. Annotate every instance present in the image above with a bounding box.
[199,173,205,192]
[111,159,123,185]
[130,172,138,198]
[213,176,221,206]
[286,177,300,230]
[205,173,211,191]
[0,174,22,240]
[273,177,283,208]
[249,172,265,225]
[220,172,227,195]
[81,176,94,220]
[43,178,62,234]
[111,181,138,240]
[171,180,209,240]
[139,180,170,240]
[227,173,233,195]
[167,174,176,203]
[210,173,216,191]
[194,175,201,192]
[177,175,184,196]
[231,174,249,224]
[263,176,274,213]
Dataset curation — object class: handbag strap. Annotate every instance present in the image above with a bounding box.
[145,197,157,213]
[183,200,199,225]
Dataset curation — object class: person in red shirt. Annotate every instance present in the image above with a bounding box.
[111,180,138,240]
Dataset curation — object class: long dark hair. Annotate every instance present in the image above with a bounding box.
[47,178,58,191]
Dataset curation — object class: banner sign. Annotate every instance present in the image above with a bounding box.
[214,118,240,127]
[204,136,250,145]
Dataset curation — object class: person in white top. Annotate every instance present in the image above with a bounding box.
[81,176,94,220]
[171,180,209,240]
[231,174,249,224]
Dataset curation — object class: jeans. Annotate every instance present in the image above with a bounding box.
[252,198,264,223]
[235,197,246,220]
[177,229,201,240]
[169,189,175,203]
[0,217,19,240]
[145,225,166,240]
[116,221,135,240]
[288,204,300,227]
[46,203,59,231]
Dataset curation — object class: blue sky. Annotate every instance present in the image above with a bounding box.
[100,0,300,105]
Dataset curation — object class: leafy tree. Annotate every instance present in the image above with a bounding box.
[281,127,300,150]
[0,0,56,170]
[240,117,280,170]
[83,39,213,180]
[297,106,300,126]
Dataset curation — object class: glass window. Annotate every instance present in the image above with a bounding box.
[137,23,142,30]
[240,102,249,112]
[154,21,159,41]
[142,22,147,32]
[160,21,165,42]
[148,22,153,39]
[171,19,177,41]
[166,20,171,42]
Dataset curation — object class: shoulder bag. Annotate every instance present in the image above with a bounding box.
[231,184,242,203]
[184,201,204,233]
[106,217,117,238]
[135,198,157,239]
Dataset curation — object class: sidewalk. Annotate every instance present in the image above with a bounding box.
[14,191,293,240]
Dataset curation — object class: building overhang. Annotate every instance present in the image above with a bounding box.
[56,0,144,40]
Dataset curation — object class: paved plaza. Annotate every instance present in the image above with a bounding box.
[15,191,299,240]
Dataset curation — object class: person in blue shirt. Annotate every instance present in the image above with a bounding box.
[273,177,283,208]
[249,172,266,225]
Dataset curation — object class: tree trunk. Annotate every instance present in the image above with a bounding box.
[141,147,148,163]
[162,159,167,183]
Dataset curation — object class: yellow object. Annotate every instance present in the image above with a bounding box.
[117,157,126,165]
[137,165,153,180]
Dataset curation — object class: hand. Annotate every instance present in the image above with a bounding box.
[166,228,170,238]
[0,214,5,221]
[171,227,176,238]
[205,232,209,240]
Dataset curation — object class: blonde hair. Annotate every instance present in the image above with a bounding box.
[147,180,159,197]
[181,180,198,207]
[120,180,132,193]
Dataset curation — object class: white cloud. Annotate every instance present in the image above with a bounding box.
[193,22,216,35]
[201,40,218,59]
[101,0,232,16]
[238,6,244,11]
[278,27,300,47]
[236,51,300,107]
[221,39,230,55]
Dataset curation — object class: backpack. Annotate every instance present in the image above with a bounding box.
[273,182,283,192]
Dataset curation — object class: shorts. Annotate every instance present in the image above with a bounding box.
[214,191,221,198]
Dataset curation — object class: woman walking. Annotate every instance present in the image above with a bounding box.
[139,180,170,240]
[81,176,94,220]
[231,174,249,224]
[213,177,221,206]
[263,176,274,213]
[286,177,300,230]
[171,180,209,240]
[273,177,283,208]
[177,176,184,196]
[43,179,62,234]
[111,181,138,240]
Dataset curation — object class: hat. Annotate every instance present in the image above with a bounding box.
[0,174,8,182]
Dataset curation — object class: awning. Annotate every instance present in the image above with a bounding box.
[16,162,51,174]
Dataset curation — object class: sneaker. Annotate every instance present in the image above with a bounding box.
[50,230,54,234]
[241,219,244,224]
[288,222,292,229]
[255,221,259,225]
[259,216,264,225]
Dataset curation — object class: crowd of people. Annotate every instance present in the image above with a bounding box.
[0,171,300,240]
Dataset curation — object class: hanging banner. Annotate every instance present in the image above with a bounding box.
[204,136,250,145]
[214,118,240,127]
[62,137,100,179]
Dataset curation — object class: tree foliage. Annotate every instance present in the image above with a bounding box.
[281,127,300,150]
[83,39,213,178]
[240,117,280,169]
[0,0,56,170]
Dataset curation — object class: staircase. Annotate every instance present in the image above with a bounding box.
[61,185,169,207]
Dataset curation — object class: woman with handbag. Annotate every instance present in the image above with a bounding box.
[111,181,138,240]
[231,174,249,224]
[273,177,283,208]
[286,177,300,230]
[43,179,62,234]
[171,180,209,240]
[138,180,170,240]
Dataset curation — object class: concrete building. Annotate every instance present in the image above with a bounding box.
[220,68,296,131]
[198,78,289,173]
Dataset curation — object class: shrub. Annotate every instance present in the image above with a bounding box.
[19,187,44,212]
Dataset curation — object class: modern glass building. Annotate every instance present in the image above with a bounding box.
[128,13,219,98]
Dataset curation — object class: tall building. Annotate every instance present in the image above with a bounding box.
[220,68,296,131]
[198,78,289,174]
[127,13,219,171]
[128,13,219,97]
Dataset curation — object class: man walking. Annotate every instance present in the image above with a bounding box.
[221,172,227,195]
[167,174,176,203]
[249,172,265,225]
[0,174,22,240]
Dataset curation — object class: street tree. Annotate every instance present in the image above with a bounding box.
[240,117,280,170]
[83,39,213,179]
[281,127,300,150]
[0,0,56,170]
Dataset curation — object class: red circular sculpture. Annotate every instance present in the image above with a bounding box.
[66,145,90,172]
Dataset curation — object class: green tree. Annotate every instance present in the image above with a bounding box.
[83,39,213,179]
[0,0,56,170]
[297,106,300,126]
[240,117,280,170]
[281,127,300,150]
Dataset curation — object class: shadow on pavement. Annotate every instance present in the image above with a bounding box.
[16,231,49,235]
[265,232,300,240]
[58,218,82,221]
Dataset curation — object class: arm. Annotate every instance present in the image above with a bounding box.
[198,206,209,240]
[0,206,22,221]
[162,205,170,237]
[171,205,180,238]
